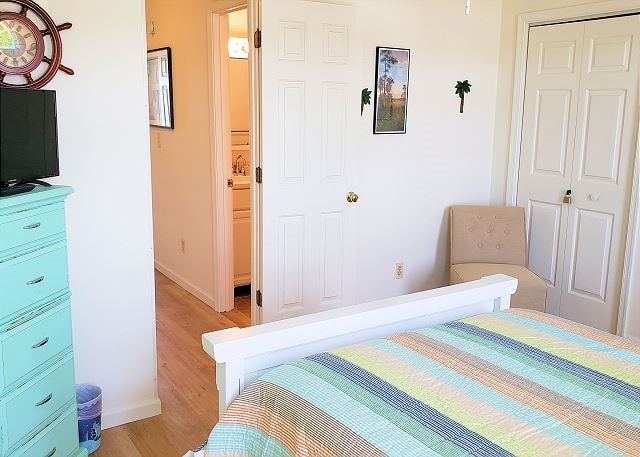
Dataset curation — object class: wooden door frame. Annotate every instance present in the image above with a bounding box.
[207,0,262,325]
[505,0,640,337]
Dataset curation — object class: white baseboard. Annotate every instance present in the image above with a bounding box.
[102,397,162,429]
[626,335,640,344]
[154,261,218,310]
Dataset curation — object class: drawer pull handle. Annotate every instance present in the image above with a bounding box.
[27,276,45,285]
[23,222,42,230]
[35,393,53,407]
[45,447,56,457]
[32,337,49,349]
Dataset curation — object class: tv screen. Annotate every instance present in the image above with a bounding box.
[0,88,59,186]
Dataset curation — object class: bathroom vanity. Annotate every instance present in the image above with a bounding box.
[232,176,251,287]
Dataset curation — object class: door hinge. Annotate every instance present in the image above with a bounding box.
[254,29,262,48]
[256,290,263,307]
[256,166,263,184]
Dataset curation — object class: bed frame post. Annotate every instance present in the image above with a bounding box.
[216,360,245,417]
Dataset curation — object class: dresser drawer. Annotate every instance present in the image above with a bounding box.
[1,306,73,390]
[0,204,66,255]
[9,406,79,457]
[4,358,75,450]
[0,243,69,323]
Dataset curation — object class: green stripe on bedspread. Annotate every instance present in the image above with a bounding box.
[206,310,640,456]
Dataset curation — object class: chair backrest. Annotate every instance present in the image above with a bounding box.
[450,205,527,266]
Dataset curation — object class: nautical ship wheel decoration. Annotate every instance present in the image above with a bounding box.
[0,0,73,89]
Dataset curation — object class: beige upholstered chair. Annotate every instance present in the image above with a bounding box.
[449,205,547,312]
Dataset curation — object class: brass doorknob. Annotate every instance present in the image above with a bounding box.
[346,192,359,203]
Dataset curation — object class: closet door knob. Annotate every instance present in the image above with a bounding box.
[346,192,359,203]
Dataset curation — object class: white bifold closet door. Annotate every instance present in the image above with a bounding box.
[260,0,362,322]
[517,15,640,333]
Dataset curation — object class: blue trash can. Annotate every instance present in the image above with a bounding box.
[76,384,102,453]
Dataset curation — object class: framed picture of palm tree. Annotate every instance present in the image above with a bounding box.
[373,47,410,134]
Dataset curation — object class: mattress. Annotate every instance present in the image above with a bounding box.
[205,309,640,456]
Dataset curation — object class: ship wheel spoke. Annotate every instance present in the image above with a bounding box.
[19,5,28,16]
[59,64,74,75]
[42,56,75,75]
[0,72,5,83]
[24,73,33,84]
[41,23,72,37]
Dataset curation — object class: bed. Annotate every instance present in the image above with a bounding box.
[200,275,640,456]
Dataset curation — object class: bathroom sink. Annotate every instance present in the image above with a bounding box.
[233,175,251,188]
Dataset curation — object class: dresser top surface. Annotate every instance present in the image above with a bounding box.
[0,186,73,211]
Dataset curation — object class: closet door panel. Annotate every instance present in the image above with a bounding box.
[517,23,584,315]
[559,15,640,333]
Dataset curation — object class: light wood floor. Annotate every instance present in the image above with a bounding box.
[93,271,251,456]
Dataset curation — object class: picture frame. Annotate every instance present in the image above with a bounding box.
[147,47,174,129]
[373,47,410,134]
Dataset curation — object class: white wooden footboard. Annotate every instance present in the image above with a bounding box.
[202,274,518,417]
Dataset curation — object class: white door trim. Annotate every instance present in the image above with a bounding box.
[505,1,640,337]
[248,0,262,325]
[207,0,262,321]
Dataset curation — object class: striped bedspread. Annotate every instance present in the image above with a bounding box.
[205,309,640,456]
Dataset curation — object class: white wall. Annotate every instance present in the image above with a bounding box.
[352,0,503,302]
[40,0,160,428]
[491,0,640,340]
[146,0,217,308]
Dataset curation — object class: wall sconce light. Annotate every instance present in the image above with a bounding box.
[229,37,249,59]
[148,21,156,37]
[465,0,471,15]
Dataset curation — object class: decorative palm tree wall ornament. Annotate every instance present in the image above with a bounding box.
[361,88,372,116]
[455,80,472,113]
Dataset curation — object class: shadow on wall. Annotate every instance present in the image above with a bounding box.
[406,209,451,293]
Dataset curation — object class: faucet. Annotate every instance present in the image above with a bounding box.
[235,155,247,176]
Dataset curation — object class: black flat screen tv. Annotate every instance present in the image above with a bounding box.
[0,88,59,191]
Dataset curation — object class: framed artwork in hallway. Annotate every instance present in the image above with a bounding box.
[147,47,174,129]
[374,47,410,134]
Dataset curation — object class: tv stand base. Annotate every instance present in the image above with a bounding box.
[0,183,36,197]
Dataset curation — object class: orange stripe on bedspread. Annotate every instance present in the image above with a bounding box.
[220,400,337,457]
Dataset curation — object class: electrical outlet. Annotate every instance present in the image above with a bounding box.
[180,238,186,254]
[395,262,404,279]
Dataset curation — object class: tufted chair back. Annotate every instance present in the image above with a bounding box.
[450,206,527,267]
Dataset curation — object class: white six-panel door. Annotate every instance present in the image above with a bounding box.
[260,0,361,322]
[518,22,584,315]
[560,17,640,332]
[518,15,640,333]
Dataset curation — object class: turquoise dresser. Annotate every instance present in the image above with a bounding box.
[0,186,86,457]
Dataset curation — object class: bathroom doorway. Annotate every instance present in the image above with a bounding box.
[227,8,252,324]
[207,1,260,325]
